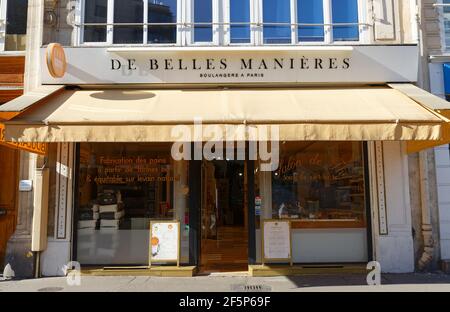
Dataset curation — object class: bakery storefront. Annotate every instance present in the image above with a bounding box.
[3,44,450,276]
[72,140,367,271]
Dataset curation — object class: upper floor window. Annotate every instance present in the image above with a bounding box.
[263,0,291,44]
[83,0,107,43]
[332,0,359,41]
[82,0,178,44]
[297,0,324,42]
[0,0,28,51]
[79,0,362,46]
[113,0,144,44]
[193,0,213,43]
[443,0,450,51]
[230,0,251,44]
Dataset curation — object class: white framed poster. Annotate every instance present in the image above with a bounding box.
[262,219,292,265]
[149,220,180,266]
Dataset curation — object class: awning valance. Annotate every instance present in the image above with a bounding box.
[0,122,47,154]
[3,86,450,145]
[0,86,61,154]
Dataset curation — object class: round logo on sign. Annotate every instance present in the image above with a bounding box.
[46,43,67,78]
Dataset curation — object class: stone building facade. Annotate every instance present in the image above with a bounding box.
[3,0,450,277]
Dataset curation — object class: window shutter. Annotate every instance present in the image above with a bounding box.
[373,0,396,41]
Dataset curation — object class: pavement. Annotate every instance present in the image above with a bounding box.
[1,272,450,292]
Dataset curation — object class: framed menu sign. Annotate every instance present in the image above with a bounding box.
[262,220,292,265]
[149,221,180,267]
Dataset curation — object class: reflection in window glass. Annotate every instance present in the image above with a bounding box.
[263,0,291,44]
[113,0,143,44]
[272,142,366,227]
[332,0,359,41]
[5,0,28,51]
[83,0,107,43]
[444,0,450,50]
[298,0,324,42]
[76,143,190,265]
[230,0,250,44]
[194,0,212,42]
[148,0,177,44]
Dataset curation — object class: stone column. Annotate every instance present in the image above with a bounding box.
[409,0,442,271]
[5,153,38,277]
[4,0,44,278]
[23,0,44,93]
[375,141,415,272]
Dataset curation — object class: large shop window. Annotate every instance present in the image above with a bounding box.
[76,143,189,265]
[254,142,369,263]
[79,0,362,45]
[0,0,28,51]
[272,142,366,226]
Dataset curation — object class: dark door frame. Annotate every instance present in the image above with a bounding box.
[188,153,201,266]
[246,155,256,265]
[363,142,374,262]
[189,143,257,267]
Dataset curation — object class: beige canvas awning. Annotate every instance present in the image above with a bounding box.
[0,85,64,113]
[3,86,450,144]
[388,83,450,153]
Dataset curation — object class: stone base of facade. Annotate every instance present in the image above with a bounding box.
[5,236,35,278]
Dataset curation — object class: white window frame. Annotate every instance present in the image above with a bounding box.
[253,0,368,46]
[0,0,7,51]
[76,0,369,47]
[78,0,182,46]
[296,0,368,45]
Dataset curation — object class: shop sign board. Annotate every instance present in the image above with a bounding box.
[41,45,418,85]
[0,123,47,155]
[46,43,67,78]
[149,220,180,266]
[19,180,33,192]
[262,219,292,265]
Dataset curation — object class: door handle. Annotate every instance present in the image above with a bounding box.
[0,208,7,217]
